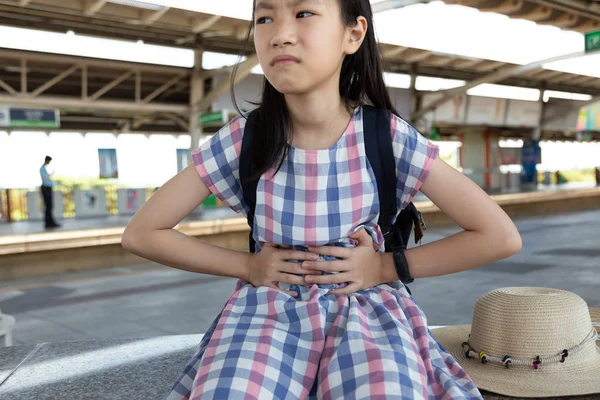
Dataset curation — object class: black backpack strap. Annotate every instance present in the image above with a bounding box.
[239,109,260,253]
[362,106,397,249]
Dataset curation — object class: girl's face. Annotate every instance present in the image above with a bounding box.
[253,0,364,96]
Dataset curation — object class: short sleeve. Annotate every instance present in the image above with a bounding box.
[391,114,439,210]
[191,115,247,214]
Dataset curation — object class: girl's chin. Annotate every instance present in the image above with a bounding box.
[266,78,311,96]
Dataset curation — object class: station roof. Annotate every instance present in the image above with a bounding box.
[443,0,600,33]
[0,0,598,137]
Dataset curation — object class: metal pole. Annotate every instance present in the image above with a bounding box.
[5,189,12,223]
[190,49,204,152]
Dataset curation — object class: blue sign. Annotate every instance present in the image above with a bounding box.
[6,108,60,128]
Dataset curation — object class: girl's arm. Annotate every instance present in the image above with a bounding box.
[381,157,522,282]
[121,164,250,281]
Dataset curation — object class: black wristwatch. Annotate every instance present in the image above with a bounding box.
[392,247,414,284]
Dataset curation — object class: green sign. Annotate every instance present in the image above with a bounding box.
[430,126,441,141]
[585,30,600,53]
[199,110,228,127]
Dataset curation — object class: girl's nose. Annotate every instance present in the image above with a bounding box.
[270,23,298,47]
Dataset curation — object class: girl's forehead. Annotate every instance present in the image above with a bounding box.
[255,0,330,11]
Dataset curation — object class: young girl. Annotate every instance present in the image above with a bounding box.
[122,0,522,398]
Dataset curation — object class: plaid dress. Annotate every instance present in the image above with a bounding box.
[167,107,482,399]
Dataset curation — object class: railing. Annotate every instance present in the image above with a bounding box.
[1,189,29,222]
[0,186,220,223]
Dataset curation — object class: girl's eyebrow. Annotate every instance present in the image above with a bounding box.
[255,0,318,12]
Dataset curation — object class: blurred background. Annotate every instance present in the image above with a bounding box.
[0,0,599,366]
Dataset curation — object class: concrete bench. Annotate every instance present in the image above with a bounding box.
[0,314,597,399]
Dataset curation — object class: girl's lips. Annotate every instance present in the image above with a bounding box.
[274,59,299,66]
[271,55,300,66]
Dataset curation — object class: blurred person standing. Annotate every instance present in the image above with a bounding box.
[40,156,60,229]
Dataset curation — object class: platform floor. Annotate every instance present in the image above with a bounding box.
[0,208,598,347]
[0,207,238,236]
[0,182,596,237]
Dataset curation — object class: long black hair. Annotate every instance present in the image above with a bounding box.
[231,0,399,180]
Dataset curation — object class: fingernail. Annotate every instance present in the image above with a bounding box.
[305,276,314,282]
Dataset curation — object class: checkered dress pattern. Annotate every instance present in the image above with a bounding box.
[168,107,482,399]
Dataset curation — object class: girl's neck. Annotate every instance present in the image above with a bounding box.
[284,86,353,150]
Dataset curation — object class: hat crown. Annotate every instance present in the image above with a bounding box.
[470,287,598,367]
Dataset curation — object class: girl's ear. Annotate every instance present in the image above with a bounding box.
[343,16,368,56]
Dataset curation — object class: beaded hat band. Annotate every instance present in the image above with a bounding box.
[461,327,599,369]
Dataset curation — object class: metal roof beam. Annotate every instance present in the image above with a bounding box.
[372,0,431,13]
[158,113,189,131]
[18,0,31,6]
[453,58,485,69]
[533,69,565,80]
[31,64,80,97]
[413,50,585,121]
[383,46,409,59]
[0,94,188,114]
[0,79,18,96]
[196,54,259,111]
[89,69,134,101]
[404,51,433,64]
[514,5,553,21]
[478,0,525,14]
[192,15,222,34]
[528,0,600,22]
[142,72,188,103]
[84,0,107,17]
[0,49,188,75]
[139,7,170,25]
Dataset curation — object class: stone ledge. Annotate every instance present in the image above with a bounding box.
[1,333,597,400]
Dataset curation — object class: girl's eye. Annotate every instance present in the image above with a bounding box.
[256,17,273,24]
[297,11,314,18]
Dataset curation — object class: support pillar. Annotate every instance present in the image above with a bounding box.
[462,128,502,191]
[533,87,545,142]
[409,65,418,123]
[189,49,204,152]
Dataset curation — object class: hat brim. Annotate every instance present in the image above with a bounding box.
[431,325,600,398]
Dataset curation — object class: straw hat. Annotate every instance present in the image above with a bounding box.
[431,287,600,398]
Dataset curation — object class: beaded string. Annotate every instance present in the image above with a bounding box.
[461,327,599,369]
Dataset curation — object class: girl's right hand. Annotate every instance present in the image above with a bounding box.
[246,243,319,296]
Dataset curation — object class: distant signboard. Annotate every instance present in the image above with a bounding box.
[98,148,119,179]
[117,189,147,215]
[577,101,600,132]
[0,107,60,128]
[177,148,189,172]
[74,189,108,218]
[0,107,8,127]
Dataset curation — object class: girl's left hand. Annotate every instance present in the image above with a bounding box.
[301,227,383,295]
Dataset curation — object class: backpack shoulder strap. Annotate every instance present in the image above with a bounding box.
[362,106,397,244]
[239,109,260,253]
